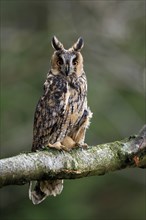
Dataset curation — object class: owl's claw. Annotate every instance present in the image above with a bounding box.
[82,143,88,149]
[76,143,88,149]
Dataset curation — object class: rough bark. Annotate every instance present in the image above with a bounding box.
[0,125,146,188]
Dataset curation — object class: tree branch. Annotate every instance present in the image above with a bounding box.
[0,125,146,188]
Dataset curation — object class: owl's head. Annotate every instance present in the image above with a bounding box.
[50,36,84,77]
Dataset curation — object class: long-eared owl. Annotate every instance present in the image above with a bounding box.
[29,36,92,204]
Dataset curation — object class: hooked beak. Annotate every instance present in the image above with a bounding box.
[65,64,70,76]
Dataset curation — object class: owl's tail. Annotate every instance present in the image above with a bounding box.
[29,180,63,205]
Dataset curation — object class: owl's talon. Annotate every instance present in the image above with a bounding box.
[73,143,81,148]
[71,143,87,149]
[76,143,88,149]
[82,143,88,149]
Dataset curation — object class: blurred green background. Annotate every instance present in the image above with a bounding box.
[0,1,145,220]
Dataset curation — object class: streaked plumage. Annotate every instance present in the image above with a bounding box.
[29,36,92,204]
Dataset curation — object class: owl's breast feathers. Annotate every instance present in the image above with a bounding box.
[32,71,87,151]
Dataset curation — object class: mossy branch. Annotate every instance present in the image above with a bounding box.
[0,125,146,188]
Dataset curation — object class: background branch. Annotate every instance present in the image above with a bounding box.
[0,125,146,188]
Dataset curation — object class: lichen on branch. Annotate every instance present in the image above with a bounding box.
[0,125,146,188]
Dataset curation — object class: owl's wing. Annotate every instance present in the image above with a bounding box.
[32,75,68,151]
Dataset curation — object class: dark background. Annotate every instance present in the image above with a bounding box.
[0,1,145,220]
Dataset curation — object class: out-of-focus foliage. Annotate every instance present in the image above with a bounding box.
[0,1,145,220]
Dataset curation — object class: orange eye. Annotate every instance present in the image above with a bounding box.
[57,59,63,66]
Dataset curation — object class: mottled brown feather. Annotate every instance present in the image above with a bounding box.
[30,37,92,204]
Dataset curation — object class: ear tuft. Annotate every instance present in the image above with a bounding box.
[51,36,64,51]
[73,37,84,52]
